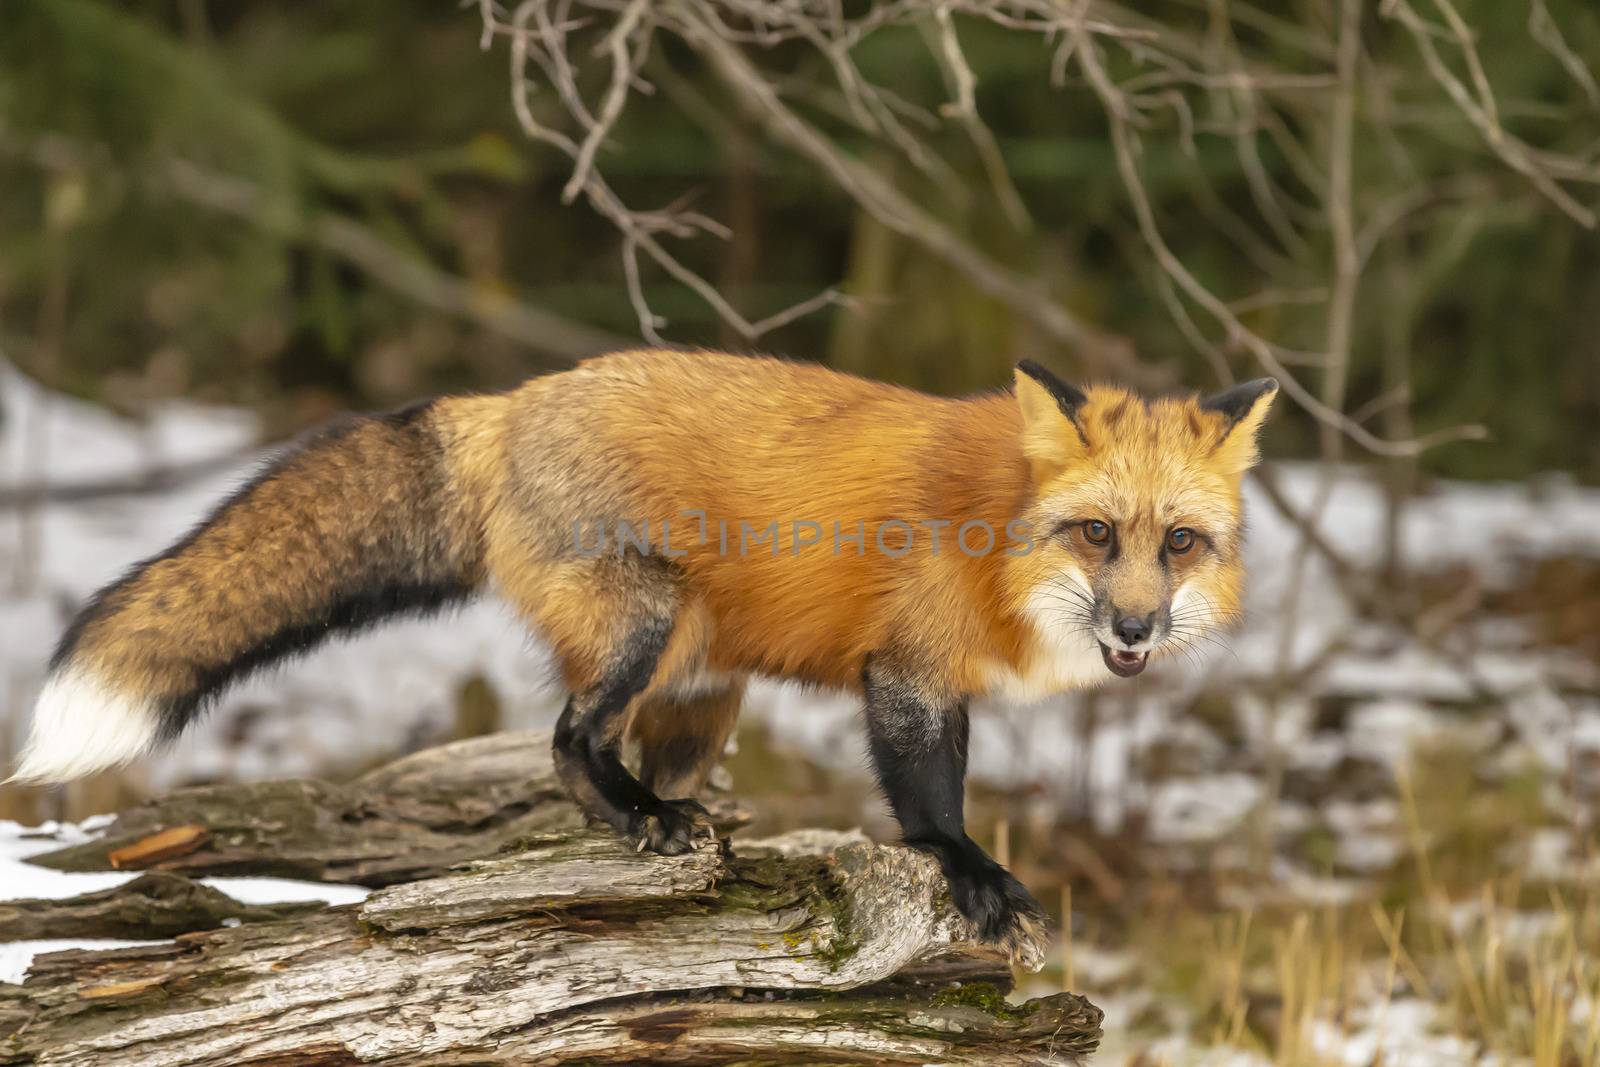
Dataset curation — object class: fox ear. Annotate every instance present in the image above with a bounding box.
[1014,360,1089,476]
[1201,377,1278,474]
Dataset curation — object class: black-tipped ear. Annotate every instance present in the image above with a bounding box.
[1015,360,1088,422]
[1201,378,1279,433]
[1013,361,1091,471]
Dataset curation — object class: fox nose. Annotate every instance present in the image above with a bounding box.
[1114,615,1151,647]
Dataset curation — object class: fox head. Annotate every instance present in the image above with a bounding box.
[1007,360,1277,679]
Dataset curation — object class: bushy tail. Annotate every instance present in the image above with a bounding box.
[10,398,491,783]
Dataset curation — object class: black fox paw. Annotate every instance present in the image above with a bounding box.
[628,798,715,856]
[947,857,1051,971]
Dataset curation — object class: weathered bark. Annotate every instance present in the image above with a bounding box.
[186,990,1104,1065]
[28,731,748,885]
[3,738,1101,1065]
[0,872,322,941]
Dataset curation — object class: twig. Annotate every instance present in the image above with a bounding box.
[931,3,1032,230]
[1528,0,1599,110]
[501,0,855,346]
[1271,0,1363,687]
[561,0,652,204]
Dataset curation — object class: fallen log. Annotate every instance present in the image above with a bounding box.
[28,731,747,885]
[3,739,1102,1065]
[0,872,322,941]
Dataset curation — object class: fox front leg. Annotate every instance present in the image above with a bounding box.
[861,658,1049,970]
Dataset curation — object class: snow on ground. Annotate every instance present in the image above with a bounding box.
[0,939,153,986]
[0,817,369,983]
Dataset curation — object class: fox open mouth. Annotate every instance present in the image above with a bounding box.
[1099,643,1149,677]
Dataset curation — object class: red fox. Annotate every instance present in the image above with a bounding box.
[10,350,1275,966]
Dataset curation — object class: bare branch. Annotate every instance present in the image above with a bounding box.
[472,0,1577,464]
[1529,0,1600,110]
[1322,0,1363,454]
[671,1,1160,384]
[501,0,846,345]
[1382,0,1597,228]
[561,0,653,205]
[931,4,1032,230]
[1070,8,1483,457]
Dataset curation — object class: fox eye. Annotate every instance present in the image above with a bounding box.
[1167,527,1195,553]
[1083,520,1112,545]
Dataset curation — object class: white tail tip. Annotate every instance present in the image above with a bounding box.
[8,669,158,784]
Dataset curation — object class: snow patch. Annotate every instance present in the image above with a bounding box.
[0,816,368,984]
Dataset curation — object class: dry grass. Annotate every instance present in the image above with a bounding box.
[727,719,1600,1064]
[1065,747,1600,1066]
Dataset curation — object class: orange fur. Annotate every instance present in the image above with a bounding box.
[15,346,1274,788]
[448,349,1275,703]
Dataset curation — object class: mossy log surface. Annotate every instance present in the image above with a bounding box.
[2,736,1101,1065]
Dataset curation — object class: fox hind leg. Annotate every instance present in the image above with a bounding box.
[630,678,745,801]
[540,560,712,855]
[551,636,714,855]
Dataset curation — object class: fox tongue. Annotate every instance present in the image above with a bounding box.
[1100,645,1149,677]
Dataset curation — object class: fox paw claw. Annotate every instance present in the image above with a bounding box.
[948,857,1052,971]
[628,798,714,856]
[995,902,1051,972]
